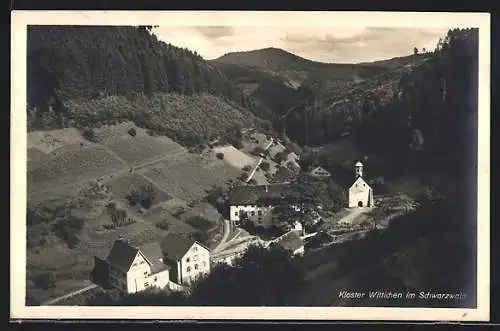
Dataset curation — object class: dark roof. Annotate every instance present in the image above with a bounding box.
[151,262,171,274]
[140,242,171,273]
[106,239,140,271]
[160,234,197,260]
[228,184,297,205]
[274,231,304,252]
[140,242,163,262]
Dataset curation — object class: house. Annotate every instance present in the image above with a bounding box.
[309,166,332,178]
[227,184,298,226]
[101,238,171,294]
[268,230,305,257]
[160,234,211,286]
[348,161,374,208]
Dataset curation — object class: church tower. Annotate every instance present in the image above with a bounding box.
[354,161,363,178]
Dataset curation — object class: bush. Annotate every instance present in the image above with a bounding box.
[52,216,85,249]
[128,128,137,137]
[259,161,270,172]
[82,128,97,142]
[216,153,224,160]
[155,219,170,231]
[126,185,156,209]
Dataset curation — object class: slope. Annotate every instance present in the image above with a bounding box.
[27,26,273,146]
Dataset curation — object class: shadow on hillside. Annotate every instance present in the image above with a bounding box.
[293,188,477,308]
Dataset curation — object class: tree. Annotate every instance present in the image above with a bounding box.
[128,127,137,137]
[188,245,305,306]
[259,161,270,172]
[127,185,156,209]
[414,47,419,55]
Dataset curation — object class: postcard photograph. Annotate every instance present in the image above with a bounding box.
[11,11,490,321]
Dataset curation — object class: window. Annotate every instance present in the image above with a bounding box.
[193,246,198,252]
[186,257,190,263]
[144,271,148,276]
[187,266,191,272]
[363,183,366,187]
[203,261,207,267]
[193,255,198,261]
[235,211,239,216]
[154,276,157,282]
[144,282,149,287]
[257,210,262,216]
[251,211,255,216]
[195,264,199,270]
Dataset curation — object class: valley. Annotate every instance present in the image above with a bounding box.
[24,26,479,308]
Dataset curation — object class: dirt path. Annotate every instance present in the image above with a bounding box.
[212,219,231,253]
[41,284,98,306]
[245,138,274,183]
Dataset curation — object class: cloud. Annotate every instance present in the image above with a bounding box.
[194,26,234,39]
[153,26,449,63]
[281,27,448,63]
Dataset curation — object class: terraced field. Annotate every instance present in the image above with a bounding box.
[27,143,125,194]
[104,135,187,166]
[142,205,196,234]
[106,173,173,203]
[141,154,240,203]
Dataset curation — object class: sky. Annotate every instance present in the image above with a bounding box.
[152,26,449,63]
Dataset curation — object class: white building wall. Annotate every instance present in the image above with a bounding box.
[126,253,152,294]
[229,205,273,222]
[348,188,373,208]
[133,269,170,293]
[180,243,211,285]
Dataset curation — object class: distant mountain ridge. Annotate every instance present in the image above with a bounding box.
[211,47,392,90]
[211,46,433,140]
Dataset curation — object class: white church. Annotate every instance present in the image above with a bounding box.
[348,161,374,208]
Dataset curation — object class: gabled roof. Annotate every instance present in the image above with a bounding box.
[349,176,372,192]
[227,184,298,206]
[140,242,163,263]
[273,230,304,253]
[310,166,331,176]
[160,234,208,260]
[139,241,171,274]
[106,239,143,272]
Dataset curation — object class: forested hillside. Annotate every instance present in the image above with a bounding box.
[286,28,478,178]
[27,26,273,147]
